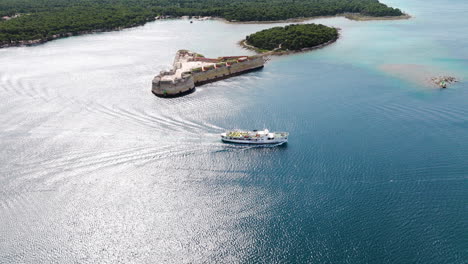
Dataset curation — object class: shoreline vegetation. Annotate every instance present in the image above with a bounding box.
[0,13,410,49]
[240,24,340,55]
[344,13,411,21]
[240,37,339,56]
[0,27,146,48]
[0,0,406,48]
[220,13,410,24]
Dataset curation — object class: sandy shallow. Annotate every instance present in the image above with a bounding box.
[379,63,457,88]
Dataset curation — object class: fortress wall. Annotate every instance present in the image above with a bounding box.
[229,57,264,74]
[152,75,195,97]
[151,51,265,98]
[193,57,219,63]
[192,57,264,85]
[192,66,230,83]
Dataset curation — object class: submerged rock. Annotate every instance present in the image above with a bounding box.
[431,76,458,88]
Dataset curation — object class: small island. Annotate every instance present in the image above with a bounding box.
[242,24,339,54]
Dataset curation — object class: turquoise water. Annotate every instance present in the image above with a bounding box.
[0,0,467,263]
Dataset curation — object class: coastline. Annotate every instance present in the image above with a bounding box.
[0,12,409,49]
[344,13,411,21]
[239,31,340,56]
[216,13,411,24]
[0,22,150,49]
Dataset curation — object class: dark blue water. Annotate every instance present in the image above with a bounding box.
[0,0,467,263]
[215,60,467,263]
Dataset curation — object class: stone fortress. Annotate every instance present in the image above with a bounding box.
[152,50,265,97]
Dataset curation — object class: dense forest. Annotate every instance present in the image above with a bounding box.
[0,0,403,45]
[245,24,338,51]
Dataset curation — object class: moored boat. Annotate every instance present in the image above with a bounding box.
[221,129,288,144]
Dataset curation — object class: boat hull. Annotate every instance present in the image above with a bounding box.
[221,138,287,144]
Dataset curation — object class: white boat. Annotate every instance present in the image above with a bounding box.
[221,129,288,144]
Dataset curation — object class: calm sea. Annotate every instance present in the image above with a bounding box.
[0,0,466,263]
